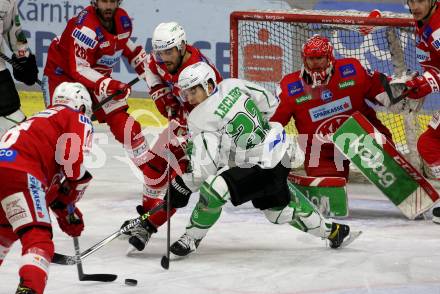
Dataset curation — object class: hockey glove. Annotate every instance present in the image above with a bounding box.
[56,171,93,206]
[166,175,192,209]
[11,53,39,86]
[51,203,84,237]
[95,77,131,101]
[405,70,440,99]
[129,47,148,80]
[150,84,180,118]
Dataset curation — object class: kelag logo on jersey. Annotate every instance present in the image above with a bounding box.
[339,64,356,78]
[0,149,17,162]
[321,90,333,102]
[309,96,352,122]
[72,28,97,49]
[287,81,303,96]
[338,80,355,89]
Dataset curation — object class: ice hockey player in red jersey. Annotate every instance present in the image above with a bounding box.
[271,35,393,179]
[0,82,94,294]
[43,0,150,176]
[400,0,440,222]
[121,22,222,252]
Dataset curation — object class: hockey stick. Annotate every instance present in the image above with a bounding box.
[52,203,165,265]
[0,51,42,86]
[160,108,173,270]
[73,237,117,282]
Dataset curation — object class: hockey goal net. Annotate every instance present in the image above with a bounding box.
[230,9,439,174]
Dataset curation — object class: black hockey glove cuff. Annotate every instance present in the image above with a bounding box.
[12,53,39,86]
[166,175,192,208]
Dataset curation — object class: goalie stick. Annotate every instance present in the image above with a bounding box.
[378,72,409,105]
[52,203,165,265]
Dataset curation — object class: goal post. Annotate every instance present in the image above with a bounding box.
[230,9,437,172]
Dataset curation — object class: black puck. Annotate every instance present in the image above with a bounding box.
[124,278,138,286]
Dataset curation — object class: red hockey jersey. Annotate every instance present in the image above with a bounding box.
[415,3,440,72]
[44,6,143,90]
[0,107,93,187]
[145,45,223,115]
[271,58,392,152]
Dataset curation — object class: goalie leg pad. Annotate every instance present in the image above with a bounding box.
[221,161,290,209]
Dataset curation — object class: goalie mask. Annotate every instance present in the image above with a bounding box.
[300,35,335,88]
[178,62,217,99]
[53,82,93,118]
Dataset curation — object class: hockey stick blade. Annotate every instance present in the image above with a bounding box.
[52,203,166,265]
[79,273,118,282]
[161,255,170,269]
[378,73,409,105]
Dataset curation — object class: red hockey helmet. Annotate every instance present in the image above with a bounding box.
[301,35,335,87]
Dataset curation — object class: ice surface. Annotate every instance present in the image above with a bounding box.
[1,127,440,294]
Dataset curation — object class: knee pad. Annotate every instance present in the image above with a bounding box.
[263,206,295,224]
[199,175,230,209]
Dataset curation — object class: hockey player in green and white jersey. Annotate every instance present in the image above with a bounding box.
[165,61,360,257]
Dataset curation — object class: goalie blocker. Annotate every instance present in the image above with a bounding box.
[332,111,439,219]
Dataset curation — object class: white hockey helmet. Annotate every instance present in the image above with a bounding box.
[91,0,122,7]
[53,82,93,118]
[152,22,187,52]
[178,62,217,98]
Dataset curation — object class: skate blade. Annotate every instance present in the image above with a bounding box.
[340,230,362,248]
[432,216,440,224]
[125,245,139,256]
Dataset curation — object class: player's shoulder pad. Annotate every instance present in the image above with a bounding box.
[114,8,132,39]
[279,71,303,97]
[335,57,363,78]
[71,7,99,49]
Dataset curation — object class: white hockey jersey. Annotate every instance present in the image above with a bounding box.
[0,0,30,71]
[182,78,288,191]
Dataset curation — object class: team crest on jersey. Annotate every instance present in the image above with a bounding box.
[120,16,132,31]
[321,89,333,102]
[72,27,97,49]
[0,149,17,162]
[287,81,304,96]
[316,114,350,143]
[95,27,105,42]
[422,26,433,42]
[309,96,352,122]
[76,10,88,25]
[339,64,356,78]
[28,175,50,223]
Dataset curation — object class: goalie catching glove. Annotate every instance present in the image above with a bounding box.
[165,175,192,209]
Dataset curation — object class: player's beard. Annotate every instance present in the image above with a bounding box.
[97,8,115,23]
[165,55,183,75]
